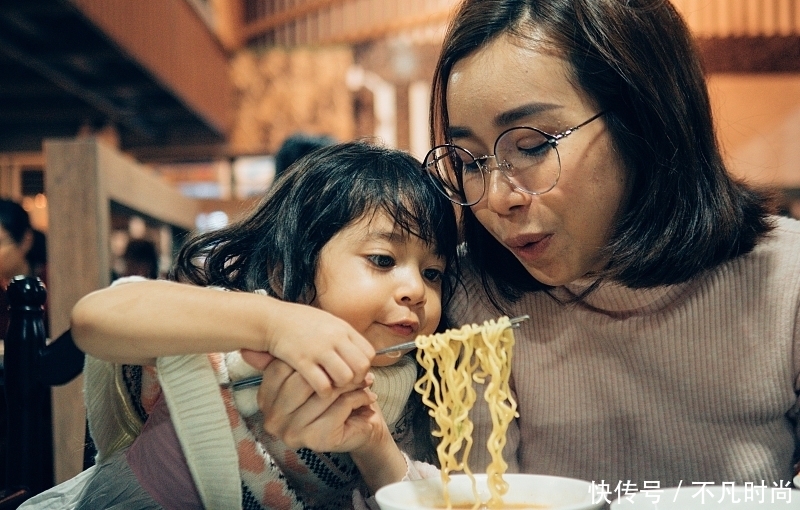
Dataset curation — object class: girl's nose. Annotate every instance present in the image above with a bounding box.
[397,273,426,307]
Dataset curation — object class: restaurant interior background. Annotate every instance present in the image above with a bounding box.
[1,0,799,485]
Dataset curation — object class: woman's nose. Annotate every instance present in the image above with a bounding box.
[485,164,527,214]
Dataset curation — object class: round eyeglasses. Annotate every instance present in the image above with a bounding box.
[423,111,606,206]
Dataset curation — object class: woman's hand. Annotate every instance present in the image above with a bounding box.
[257,358,380,451]
[257,359,410,491]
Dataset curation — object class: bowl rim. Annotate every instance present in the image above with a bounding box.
[375,472,601,510]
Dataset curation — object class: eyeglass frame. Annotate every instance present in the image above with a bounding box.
[424,111,607,206]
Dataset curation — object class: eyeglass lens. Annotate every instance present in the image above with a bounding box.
[424,127,559,206]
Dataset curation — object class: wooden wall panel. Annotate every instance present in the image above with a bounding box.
[229,47,355,154]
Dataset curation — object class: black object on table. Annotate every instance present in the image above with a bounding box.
[2,275,86,506]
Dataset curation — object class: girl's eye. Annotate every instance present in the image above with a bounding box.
[367,254,395,268]
[423,268,443,283]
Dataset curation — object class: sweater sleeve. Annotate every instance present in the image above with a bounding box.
[254,428,362,508]
[791,295,800,487]
[223,350,363,508]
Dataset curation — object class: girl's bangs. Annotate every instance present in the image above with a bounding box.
[374,180,451,256]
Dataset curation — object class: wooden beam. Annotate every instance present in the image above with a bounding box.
[698,35,800,73]
[321,8,452,45]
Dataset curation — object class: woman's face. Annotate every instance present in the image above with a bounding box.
[446,34,627,286]
[0,225,31,284]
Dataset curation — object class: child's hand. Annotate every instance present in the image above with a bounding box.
[263,302,375,398]
[256,358,383,452]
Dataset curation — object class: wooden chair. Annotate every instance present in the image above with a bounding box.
[1,275,85,508]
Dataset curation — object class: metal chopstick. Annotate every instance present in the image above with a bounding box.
[224,314,529,391]
[374,314,529,355]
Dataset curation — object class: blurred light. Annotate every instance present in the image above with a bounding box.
[196,211,228,232]
[128,216,147,238]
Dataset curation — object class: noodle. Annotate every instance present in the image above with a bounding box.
[414,316,519,510]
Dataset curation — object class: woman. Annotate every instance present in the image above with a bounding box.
[424,0,792,492]
[258,0,799,497]
[0,198,47,336]
[0,198,47,487]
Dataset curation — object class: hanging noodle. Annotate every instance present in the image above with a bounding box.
[414,316,518,509]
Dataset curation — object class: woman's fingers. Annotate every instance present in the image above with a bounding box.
[257,361,314,416]
[279,389,379,451]
[239,348,274,371]
[255,358,378,451]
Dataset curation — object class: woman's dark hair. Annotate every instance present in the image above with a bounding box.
[172,140,459,311]
[431,0,775,302]
[0,198,46,268]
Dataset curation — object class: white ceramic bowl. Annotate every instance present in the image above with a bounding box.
[609,485,800,509]
[375,473,604,510]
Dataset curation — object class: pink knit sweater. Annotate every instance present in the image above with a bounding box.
[450,215,800,495]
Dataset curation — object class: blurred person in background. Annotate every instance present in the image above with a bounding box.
[0,198,47,336]
[274,132,336,182]
[120,239,160,280]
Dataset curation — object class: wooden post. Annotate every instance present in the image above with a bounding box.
[44,137,198,482]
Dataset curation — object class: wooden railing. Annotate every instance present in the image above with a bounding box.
[672,0,800,37]
[237,0,800,47]
[240,0,457,46]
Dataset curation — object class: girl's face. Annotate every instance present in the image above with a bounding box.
[312,211,446,367]
[0,225,31,285]
[446,34,627,286]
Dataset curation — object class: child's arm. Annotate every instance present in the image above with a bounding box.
[71,279,374,395]
[257,359,410,493]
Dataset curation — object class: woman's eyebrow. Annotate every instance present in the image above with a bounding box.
[446,126,472,139]
[494,103,559,127]
[446,103,562,139]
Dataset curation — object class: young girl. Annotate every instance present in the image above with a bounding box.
[24,141,456,509]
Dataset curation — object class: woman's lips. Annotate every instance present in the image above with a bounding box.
[506,233,552,263]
